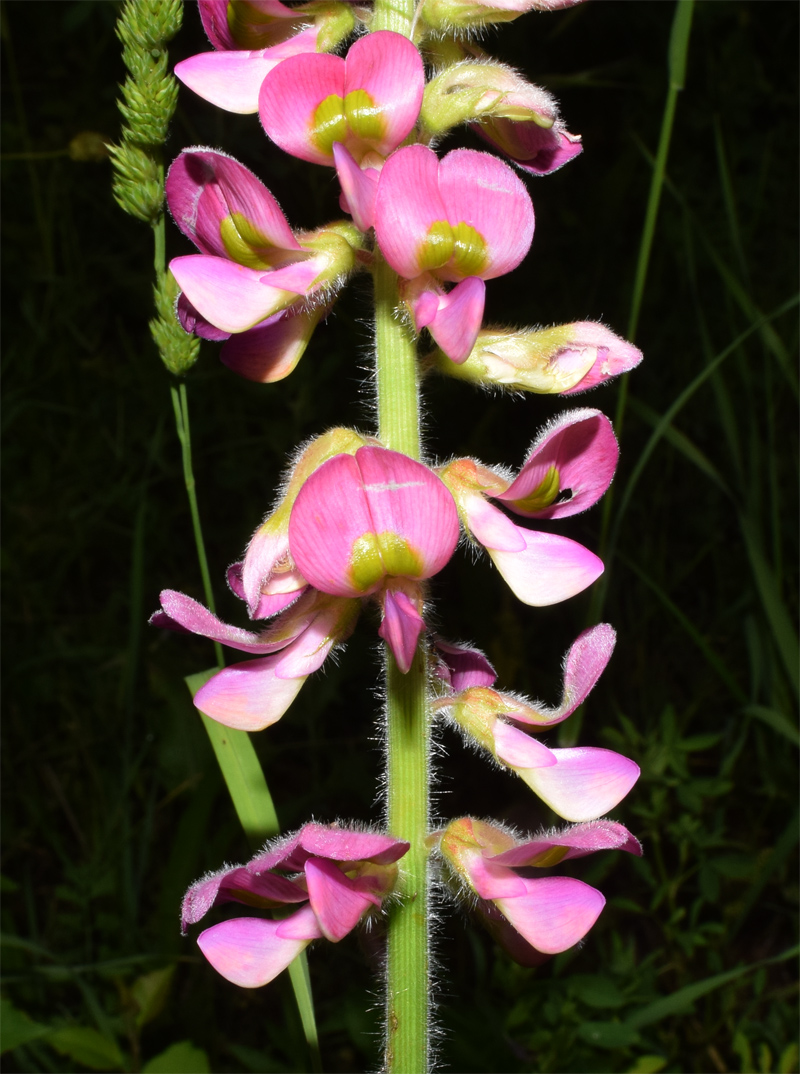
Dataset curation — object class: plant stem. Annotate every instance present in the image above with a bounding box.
[373,249,430,1074]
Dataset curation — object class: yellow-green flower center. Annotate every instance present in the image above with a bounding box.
[419,220,489,277]
[349,531,424,592]
[506,465,561,513]
[311,89,386,157]
[220,211,285,270]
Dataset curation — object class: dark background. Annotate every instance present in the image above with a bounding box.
[2,2,798,1071]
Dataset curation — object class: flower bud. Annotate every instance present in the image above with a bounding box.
[427,322,643,394]
[421,61,557,138]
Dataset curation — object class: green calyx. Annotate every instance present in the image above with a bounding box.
[220,212,286,270]
[349,531,424,592]
[419,220,488,278]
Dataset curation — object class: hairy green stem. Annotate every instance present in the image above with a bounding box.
[373,247,430,1073]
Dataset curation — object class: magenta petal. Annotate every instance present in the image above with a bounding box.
[153,590,274,654]
[493,720,557,769]
[378,587,425,673]
[193,654,307,730]
[520,747,641,822]
[496,410,619,520]
[559,323,644,395]
[305,858,375,942]
[487,529,604,606]
[424,277,486,364]
[463,851,528,900]
[198,0,302,51]
[181,866,306,931]
[197,910,319,988]
[495,875,605,955]
[478,121,583,176]
[434,639,497,691]
[175,30,319,114]
[166,150,299,258]
[176,293,231,341]
[465,497,527,553]
[250,823,409,874]
[220,305,325,383]
[227,562,306,619]
[169,255,300,333]
[374,145,445,278]
[333,143,380,232]
[490,820,643,868]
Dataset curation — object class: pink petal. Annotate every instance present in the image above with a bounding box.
[490,820,643,868]
[250,822,409,874]
[182,866,306,931]
[175,30,320,114]
[221,304,326,383]
[412,277,486,364]
[197,909,320,988]
[434,639,497,692]
[259,51,346,165]
[374,146,445,278]
[477,121,583,175]
[288,447,459,597]
[166,149,300,258]
[437,149,534,280]
[333,143,380,231]
[461,850,528,900]
[492,720,557,769]
[464,496,526,553]
[305,858,376,941]
[227,561,307,619]
[272,597,357,679]
[558,322,644,395]
[508,623,616,726]
[194,656,307,731]
[518,747,641,822]
[378,586,426,673]
[494,875,605,955]
[176,293,231,341]
[342,31,425,157]
[152,590,284,654]
[486,528,604,606]
[496,410,618,519]
[198,0,302,51]
[169,255,307,334]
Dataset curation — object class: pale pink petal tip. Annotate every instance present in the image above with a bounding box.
[522,747,641,822]
[194,657,306,731]
[560,323,644,395]
[379,588,425,673]
[197,910,319,988]
[334,143,380,232]
[496,875,605,955]
[488,529,604,606]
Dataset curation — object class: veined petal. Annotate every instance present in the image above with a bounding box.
[492,719,557,769]
[437,149,534,280]
[408,277,485,364]
[166,149,300,259]
[477,120,583,175]
[250,822,410,874]
[559,322,644,395]
[464,496,526,552]
[342,32,424,157]
[517,747,640,822]
[175,29,320,114]
[182,866,305,931]
[487,528,603,606]
[221,304,327,383]
[374,145,446,278]
[199,0,304,51]
[490,820,642,868]
[289,447,459,597]
[305,857,377,941]
[169,255,305,333]
[260,51,346,165]
[507,623,616,726]
[193,629,336,730]
[197,908,320,988]
[494,875,605,955]
[496,410,618,519]
[152,589,292,654]
[378,586,426,673]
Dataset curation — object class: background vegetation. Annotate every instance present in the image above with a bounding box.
[2,1,797,1071]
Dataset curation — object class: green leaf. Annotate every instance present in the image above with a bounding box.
[185,669,279,846]
[0,999,49,1054]
[142,1041,210,1073]
[48,1025,124,1071]
[577,1020,641,1049]
[132,965,175,1028]
[569,974,625,1009]
[744,704,800,747]
[626,1057,668,1074]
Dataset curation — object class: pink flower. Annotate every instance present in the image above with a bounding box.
[439,409,617,605]
[434,816,640,965]
[258,31,425,167]
[435,627,640,821]
[175,2,360,115]
[166,149,358,351]
[428,321,644,395]
[373,145,534,362]
[183,822,409,988]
